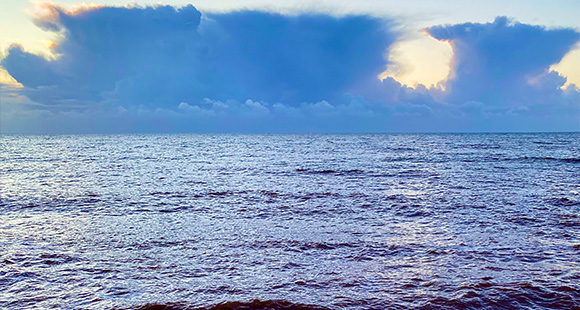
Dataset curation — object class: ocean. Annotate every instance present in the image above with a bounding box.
[0,133,579,309]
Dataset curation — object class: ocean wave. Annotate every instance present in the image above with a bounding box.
[126,288,580,310]
[132,300,330,310]
[518,156,580,163]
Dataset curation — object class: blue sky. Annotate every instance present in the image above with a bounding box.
[0,1,579,133]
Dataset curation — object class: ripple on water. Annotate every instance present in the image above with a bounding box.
[0,133,579,310]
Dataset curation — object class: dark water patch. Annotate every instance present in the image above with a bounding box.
[557,214,580,227]
[149,191,190,199]
[134,303,187,310]
[132,300,330,310]
[506,216,544,226]
[495,282,580,309]
[511,251,552,263]
[397,169,431,178]
[257,191,341,203]
[109,286,132,296]
[0,253,80,271]
[460,247,557,264]
[150,191,173,196]
[78,266,115,276]
[295,192,339,201]
[518,156,580,164]
[390,146,417,151]
[19,203,39,210]
[38,253,79,266]
[385,194,410,203]
[68,196,103,205]
[391,203,432,218]
[261,190,280,198]
[122,239,199,251]
[207,191,235,197]
[244,240,416,258]
[417,281,580,310]
[184,180,208,185]
[334,169,365,176]
[547,197,580,207]
[462,143,502,150]
[425,248,452,255]
[460,155,508,163]
[331,297,387,309]
[147,190,254,202]
[350,243,415,258]
[5,200,63,213]
[248,240,355,252]
[533,141,558,145]
[380,156,419,163]
[157,205,197,213]
[294,168,365,176]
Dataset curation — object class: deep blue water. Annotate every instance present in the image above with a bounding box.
[0,133,579,309]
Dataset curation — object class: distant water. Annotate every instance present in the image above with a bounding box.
[1,133,579,310]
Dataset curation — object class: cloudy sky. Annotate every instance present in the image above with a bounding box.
[0,0,579,133]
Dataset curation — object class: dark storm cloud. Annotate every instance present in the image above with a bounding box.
[199,11,393,103]
[1,4,396,108]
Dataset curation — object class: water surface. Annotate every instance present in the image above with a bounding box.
[1,133,579,309]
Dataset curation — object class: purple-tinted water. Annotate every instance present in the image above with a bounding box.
[0,133,579,309]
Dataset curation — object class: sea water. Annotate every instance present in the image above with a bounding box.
[0,133,579,309]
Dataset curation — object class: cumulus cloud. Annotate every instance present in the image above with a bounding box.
[1,5,579,133]
[1,4,395,110]
[355,17,580,132]
[425,16,580,107]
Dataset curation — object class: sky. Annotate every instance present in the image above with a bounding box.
[0,0,579,133]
